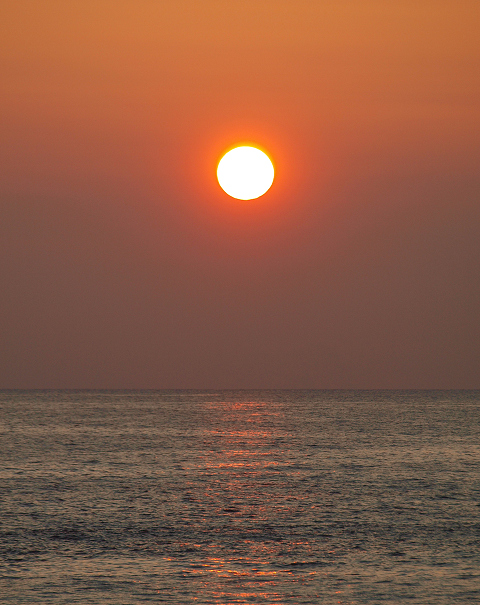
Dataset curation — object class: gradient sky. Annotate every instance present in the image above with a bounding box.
[1,1,479,388]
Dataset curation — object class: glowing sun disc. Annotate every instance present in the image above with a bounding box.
[217,146,274,200]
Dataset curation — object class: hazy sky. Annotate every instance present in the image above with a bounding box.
[1,1,479,388]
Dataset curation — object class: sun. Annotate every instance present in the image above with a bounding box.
[217,146,274,200]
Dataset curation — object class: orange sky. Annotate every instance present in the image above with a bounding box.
[1,1,479,387]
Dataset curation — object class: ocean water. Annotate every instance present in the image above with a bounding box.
[0,390,479,604]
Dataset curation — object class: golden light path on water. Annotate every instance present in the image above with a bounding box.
[172,399,326,604]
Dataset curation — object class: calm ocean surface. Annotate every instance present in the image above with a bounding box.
[1,390,479,604]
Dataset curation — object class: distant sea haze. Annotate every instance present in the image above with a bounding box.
[1,390,479,604]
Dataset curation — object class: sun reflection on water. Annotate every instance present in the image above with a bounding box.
[176,397,321,604]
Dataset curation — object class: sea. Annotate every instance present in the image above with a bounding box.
[0,390,479,604]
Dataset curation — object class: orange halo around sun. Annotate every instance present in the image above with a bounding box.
[217,146,275,200]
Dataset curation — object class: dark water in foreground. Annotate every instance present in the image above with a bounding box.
[1,390,479,604]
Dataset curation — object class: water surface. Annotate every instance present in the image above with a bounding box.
[1,390,479,603]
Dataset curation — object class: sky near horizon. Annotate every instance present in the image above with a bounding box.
[1,1,479,388]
